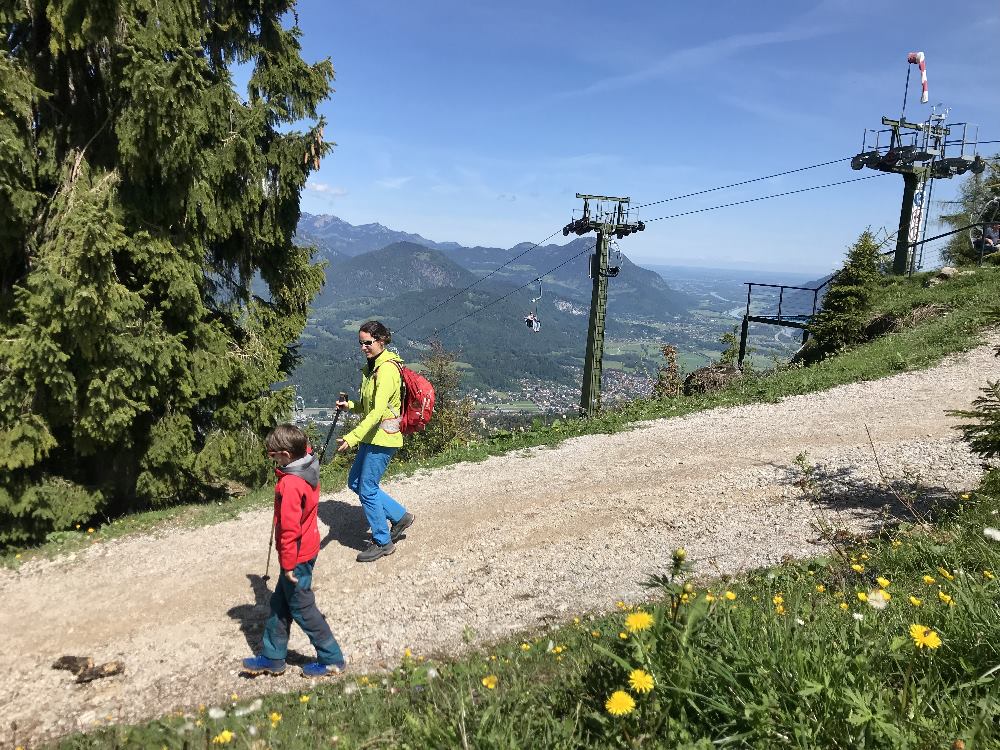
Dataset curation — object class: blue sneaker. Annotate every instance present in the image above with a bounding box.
[241,655,286,676]
[301,659,347,678]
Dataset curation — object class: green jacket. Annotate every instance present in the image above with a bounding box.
[342,349,404,448]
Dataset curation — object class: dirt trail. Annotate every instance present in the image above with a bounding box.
[2,335,998,747]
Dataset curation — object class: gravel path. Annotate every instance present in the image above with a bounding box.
[2,334,998,747]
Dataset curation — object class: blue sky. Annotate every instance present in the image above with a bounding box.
[291,0,998,274]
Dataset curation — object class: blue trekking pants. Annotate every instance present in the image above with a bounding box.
[348,443,407,545]
[262,558,343,665]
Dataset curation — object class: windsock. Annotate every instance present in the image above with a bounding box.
[907,51,928,103]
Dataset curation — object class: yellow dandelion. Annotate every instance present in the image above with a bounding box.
[605,690,636,717]
[857,592,868,602]
[230,693,238,701]
[573,617,580,624]
[922,575,936,585]
[909,596,922,606]
[14,554,20,560]
[909,623,942,649]
[269,712,282,728]
[87,528,95,534]
[673,547,687,562]
[876,577,891,589]
[521,643,531,651]
[772,594,784,605]
[704,593,716,602]
[961,493,970,499]
[404,648,412,658]
[680,593,691,604]
[616,601,626,610]
[892,539,902,548]
[211,730,234,745]
[481,674,498,690]
[851,564,864,573]
[489,654,497,661]
[75,524,81,529]
[937,567,955,581]
[683,582,694,593]
[624,611,655,633]
[591,630,601,637]
[628,669,655,694]
[984,570,995,580]
[724,591,737,601]
[861,553,869,560]
[815,584,825,593]
[938,590,953,605]
[299,695,310,704]
[839,602,849,610]
[775,604,786,615]
[619,631,628,640]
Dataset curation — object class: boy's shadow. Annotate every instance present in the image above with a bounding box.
[225,574,310,665]
[318,499,370,552]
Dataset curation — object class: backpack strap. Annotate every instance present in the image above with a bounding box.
[372,359,404,420]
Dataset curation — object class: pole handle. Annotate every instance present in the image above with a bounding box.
[318,393,349,464]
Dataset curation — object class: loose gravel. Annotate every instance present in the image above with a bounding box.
[1,333,998,747]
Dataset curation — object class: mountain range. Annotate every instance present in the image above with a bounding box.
[290,213,698,403]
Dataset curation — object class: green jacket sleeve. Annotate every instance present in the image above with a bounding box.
[342,363,400,447]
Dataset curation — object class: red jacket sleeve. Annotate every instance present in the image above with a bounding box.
[275,477,305,571]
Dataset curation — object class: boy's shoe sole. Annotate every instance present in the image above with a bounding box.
[390,512,415,542]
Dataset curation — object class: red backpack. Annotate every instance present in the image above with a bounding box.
[376,360,435,434]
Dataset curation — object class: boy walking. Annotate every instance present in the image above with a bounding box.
[242,424,346,678]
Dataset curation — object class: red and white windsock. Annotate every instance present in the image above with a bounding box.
[907,51,928,103]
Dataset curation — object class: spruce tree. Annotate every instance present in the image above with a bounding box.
[804,229,882,363]
[0,1,332,544]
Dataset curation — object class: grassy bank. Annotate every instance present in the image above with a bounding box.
[56,471,1000,749]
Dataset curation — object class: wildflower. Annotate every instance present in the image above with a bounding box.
[14,554,20,560]
[628,669,655,694]
[624,611,654,633]
[909,623,942,649]
[922,575,936,585]
[269,712,282,728]
[815,584,825,593]
[704,593,715,602]
[591,630,601,637]
[75,524,81,529]
[867,590,890,610]
[961,493,970,500]
[852,612,864,621]
[909,596,922,606]
[481,675,498,690]
[851,564,864,573]
[426,667,439,680]
[605,690,636,717]
[857,592,868,602]
[938,591,954,606]
[937,567,955,581]
[892,539,902,548]
[616,601,626,610]
[404,648,412,659]
[211,730,234,744]
[724,591,736,601]
[876,577,891,589]
[774,604,786,615]
[672,547,686,563]
[861,553,869,560]
[573,617,580,624]
[839,602,849,610]
[87,528,95,534]
[299,695,310,704]
[772,594,784,606]
[680,593,691,604]
[619,631,628,640]
[230,693,238,701]
[520,643,531,651]
[795,618,805,626]
[984,528,1000,542]
[984,570,995,580]
[207,708,226,720]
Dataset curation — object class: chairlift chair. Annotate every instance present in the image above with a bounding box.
[971,196,1000,258]
[524,280,542,332]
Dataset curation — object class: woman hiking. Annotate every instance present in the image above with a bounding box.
[336,320,415,562]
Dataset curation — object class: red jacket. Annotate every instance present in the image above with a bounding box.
[273,454,321,570]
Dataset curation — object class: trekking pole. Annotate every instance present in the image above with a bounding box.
[317,392,349,464]
[263,515,275,582]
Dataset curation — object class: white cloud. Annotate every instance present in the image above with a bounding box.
[376,176,414,189]
[306,181,348,197]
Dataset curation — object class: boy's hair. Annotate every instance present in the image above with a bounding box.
[266,423,308,459]
[359,319,391,345]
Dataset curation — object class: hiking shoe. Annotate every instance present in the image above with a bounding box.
[301,659,347,678]
[356,540,395,562]
[390,512,416,542]
[241,655,286,676]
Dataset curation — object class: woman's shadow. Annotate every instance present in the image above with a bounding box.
[318,499,370,552]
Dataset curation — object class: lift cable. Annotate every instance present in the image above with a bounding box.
[394,227,565,335]
[632,157,853,210]
[644,174,890,223]
[431,242,597,337]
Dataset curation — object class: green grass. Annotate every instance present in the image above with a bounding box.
[54,473,1000,749]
